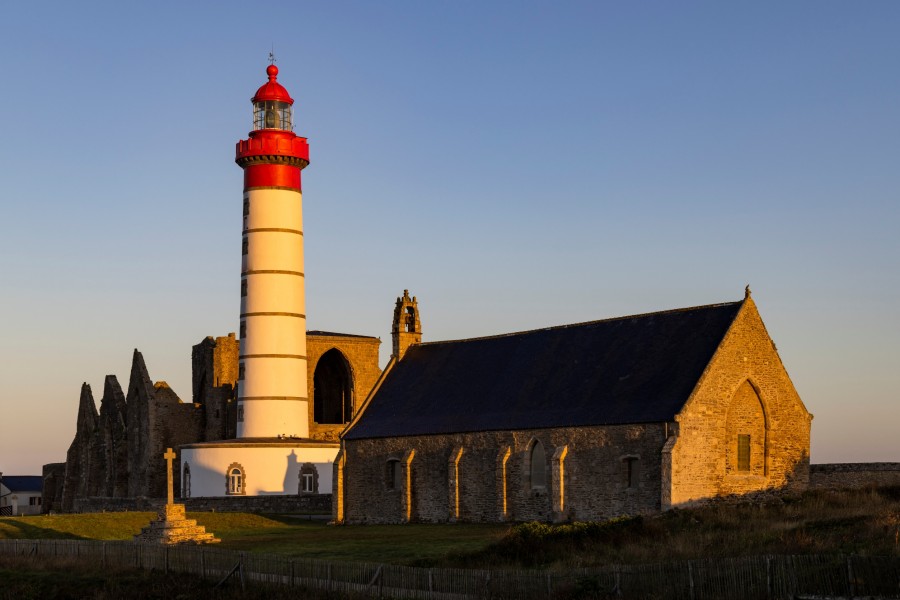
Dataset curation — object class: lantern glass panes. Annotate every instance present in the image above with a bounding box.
[254,101,292,131]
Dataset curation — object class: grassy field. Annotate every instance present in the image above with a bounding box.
[0,554,363,600]
[0,511,509,565]
[1,486,898,569]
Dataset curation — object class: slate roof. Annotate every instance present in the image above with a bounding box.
[1,476,43,493]
[308,331,378,339]
[344,300,744,440]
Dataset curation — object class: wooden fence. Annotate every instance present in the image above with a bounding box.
[1,539,898,599]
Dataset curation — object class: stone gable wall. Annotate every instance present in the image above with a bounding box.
[339,423,667,524]
[665,298,811,507]
[307,335,381,442]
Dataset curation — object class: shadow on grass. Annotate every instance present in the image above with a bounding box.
[0,518,87,540]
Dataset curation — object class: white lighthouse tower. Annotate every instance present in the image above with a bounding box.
[180,62,339,498]
[235,63,310,440]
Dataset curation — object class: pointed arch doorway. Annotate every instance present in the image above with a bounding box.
[313,349,353,424]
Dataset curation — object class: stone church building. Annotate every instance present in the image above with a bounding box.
[334,289,812,524]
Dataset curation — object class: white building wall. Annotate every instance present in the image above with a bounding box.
[1,484,42,516]
[181,445,337,498]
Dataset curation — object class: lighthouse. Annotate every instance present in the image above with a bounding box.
[181,62,342,498]
[235,63,310,439]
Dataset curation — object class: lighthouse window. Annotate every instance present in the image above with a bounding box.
[242,237,248,255]
[254,101,292,131]
[241,279,247,297]
[243,198,249,216]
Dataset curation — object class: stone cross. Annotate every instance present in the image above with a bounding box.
[164,447,176,506]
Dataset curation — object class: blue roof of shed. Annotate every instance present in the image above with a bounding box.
[344,300,743,440]
[1,476,42,493]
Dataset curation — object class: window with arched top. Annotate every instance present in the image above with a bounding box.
[405,307,416,332]
[529,440,547,490]
[182,463,191,499]
[226,462,246,495]
[299,462,319,495]
[313,349,353,424]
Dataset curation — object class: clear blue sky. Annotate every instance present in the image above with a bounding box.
[1,2,898,474]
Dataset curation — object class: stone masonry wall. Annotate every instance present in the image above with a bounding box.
[72,494,332,514]
[339,423,668,524]
[809,463,900,490]
[41,463,65,514]
[192,334,239,442]
[307,334,381,442]
[665,297,811,508]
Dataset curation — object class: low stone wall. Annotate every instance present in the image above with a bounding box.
[71,494,332,514]
[809,463,900,490]
[185,494,332,514]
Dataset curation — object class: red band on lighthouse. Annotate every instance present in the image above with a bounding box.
[243,164,302,191]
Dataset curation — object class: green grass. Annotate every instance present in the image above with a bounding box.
[0,512,508,565]
[2,486,899,569]
[0,554,363,599]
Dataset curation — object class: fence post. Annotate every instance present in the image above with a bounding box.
[428,569,434,592]
[688,561,695,600]
[765,556,773,600]
[847,555,856,600]
[165,545,169,574]
[546,573,552,598]
[290,560,294,587]
[239,552,245,592]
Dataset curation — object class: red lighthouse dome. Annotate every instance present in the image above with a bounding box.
[251,65,294,105]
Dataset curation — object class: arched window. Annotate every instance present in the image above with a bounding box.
[529,440,547,490]
[226,462,246,495]
[182,463,191,499]
[405,307,416,332]
[313,349,353,424]
[299,462,319,495]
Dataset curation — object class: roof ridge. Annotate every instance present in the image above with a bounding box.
[418,299,744,347]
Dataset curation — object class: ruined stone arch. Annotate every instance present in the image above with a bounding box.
[724,379,769,478]
[312,348,354,425]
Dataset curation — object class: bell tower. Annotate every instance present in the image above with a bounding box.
[392,290,422,360]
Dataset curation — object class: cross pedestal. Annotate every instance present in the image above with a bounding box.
[134,448,219,545]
